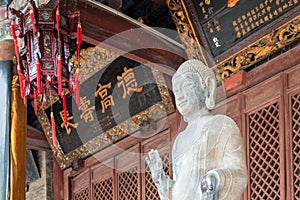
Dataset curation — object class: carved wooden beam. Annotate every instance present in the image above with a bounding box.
[60,0,185,74]
[27,126,51,152]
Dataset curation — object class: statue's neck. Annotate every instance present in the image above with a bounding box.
[184,109,211,122]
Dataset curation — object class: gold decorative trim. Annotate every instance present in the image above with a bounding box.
[166,0,207,65]
[212,15,300,80]
[69,46,119,83]
[169,1,300,80]
[37,46,175,169]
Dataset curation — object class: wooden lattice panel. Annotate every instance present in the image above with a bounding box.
[118,167,139,199]
[291,93,300,199]
[145,152,170,200]
[93,177,113,200]
[248,103,281,200]
[73,187,90,200]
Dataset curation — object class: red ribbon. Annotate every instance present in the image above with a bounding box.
[11,20,17,42]
[77,19,82,66]
[62,94,68,123]
[77,20,82,45]
[57,55,62,96]
[36,60,42,95]
[56,7,60,40]
[75,68,80,107]
[51,112,58,149]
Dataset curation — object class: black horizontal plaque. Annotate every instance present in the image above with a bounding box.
[193,0,300,56]
[45,56,162,154]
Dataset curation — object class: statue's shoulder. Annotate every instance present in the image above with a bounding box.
[209,114,240,135]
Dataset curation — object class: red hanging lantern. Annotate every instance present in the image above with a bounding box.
[10,1,82,116]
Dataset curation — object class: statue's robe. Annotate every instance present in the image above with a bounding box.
[168,115,247,200]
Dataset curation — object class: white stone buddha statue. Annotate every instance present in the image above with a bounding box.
[146,59,247,200]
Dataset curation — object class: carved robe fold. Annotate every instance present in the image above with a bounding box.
[168,115,247,200]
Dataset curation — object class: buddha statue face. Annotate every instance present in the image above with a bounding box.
[172,59,216,118]
[172,72,206,116]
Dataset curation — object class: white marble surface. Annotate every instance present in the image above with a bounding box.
[146,59,247,200]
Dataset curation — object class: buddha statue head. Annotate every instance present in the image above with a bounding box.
[172,59,216,120]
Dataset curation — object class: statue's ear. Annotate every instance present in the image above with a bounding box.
[205,77,216,110]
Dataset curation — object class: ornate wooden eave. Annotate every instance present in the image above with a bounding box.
[60,0,186,76]
[167,0,300,80]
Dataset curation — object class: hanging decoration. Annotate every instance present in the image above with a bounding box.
[10,0,82,149]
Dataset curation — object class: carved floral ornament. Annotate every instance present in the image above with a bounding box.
[166,0,300,81]
[213,15,300,80]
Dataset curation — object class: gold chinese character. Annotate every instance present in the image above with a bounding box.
[95,83,115,113]
[60,111,78,135]
[79,96,95,122]
[117,67,143,99]
[232,20,237,26]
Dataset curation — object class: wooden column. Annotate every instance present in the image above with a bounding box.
[0,39,14,200]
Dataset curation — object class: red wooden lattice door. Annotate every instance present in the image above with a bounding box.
[69,64,300,200]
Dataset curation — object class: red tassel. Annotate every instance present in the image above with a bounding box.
[11,20,17,42]
[29,6,37,35]
[56,7,60,40]
[51,112,58,149]
[75,68,80,107]
[77,20,82,45]
[77,19,82,65]
[34,89,38,115]
[17,65,25,99]
[57,55,62,96]
[62,94,68,123]
[36,60,42,95]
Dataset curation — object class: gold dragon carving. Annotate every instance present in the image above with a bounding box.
[166,0,207,64]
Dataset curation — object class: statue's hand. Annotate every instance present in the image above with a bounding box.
[201,171,220,200]
[145,149,163,184]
